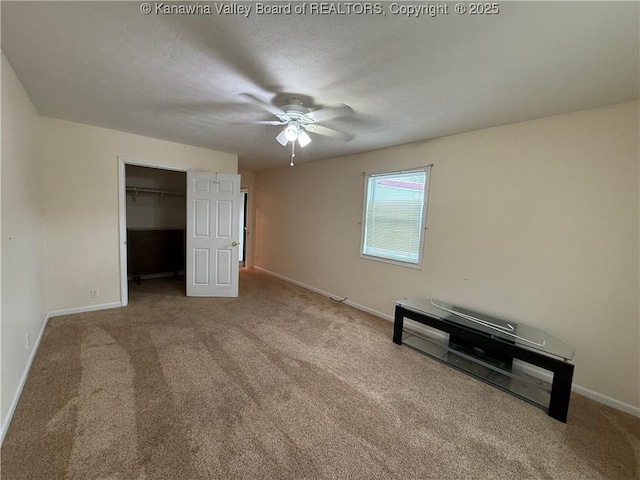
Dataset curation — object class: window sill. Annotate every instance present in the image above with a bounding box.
[359,253,423,270]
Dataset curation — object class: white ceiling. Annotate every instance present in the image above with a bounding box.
[2,1,638,170]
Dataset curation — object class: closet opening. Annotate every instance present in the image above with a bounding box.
[124,164,187,298]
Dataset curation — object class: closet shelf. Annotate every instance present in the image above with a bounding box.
[126,186,185,202]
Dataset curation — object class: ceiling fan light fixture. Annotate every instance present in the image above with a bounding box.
[275,129,289,146]
[283,123,299,142]
[297,129,312,148]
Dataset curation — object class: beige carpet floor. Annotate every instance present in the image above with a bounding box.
[2,269,638,479]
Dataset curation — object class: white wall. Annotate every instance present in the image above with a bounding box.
[39,118,237,312]
[1,54,47,432]
[255,101,640,410]
[126,165,186,230]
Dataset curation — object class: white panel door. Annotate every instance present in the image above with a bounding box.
[186,172,241,297]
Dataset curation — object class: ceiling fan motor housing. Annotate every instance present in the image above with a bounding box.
[278,98,314,124]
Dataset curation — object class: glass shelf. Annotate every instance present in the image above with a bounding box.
[396,297,575,361]
[403,329,552,410]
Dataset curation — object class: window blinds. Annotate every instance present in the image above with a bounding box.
[362,168,428,265]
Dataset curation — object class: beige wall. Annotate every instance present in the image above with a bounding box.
[255,101,640,409]
[125,165,186,230]
[39,118,237,312]
[1,55,47,428]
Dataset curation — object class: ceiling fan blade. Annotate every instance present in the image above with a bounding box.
[275,129,289,146]
[306,104,353,123]
[240,93,285,117]
[304,124,354,141]
[297,130,312,148]
[256,120,287,126]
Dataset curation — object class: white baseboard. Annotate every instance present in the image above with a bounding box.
[49,301,122,318]
[571,385,640,417]
[254,267,391,321]
[254,266,640,418]
[1,311,51,445]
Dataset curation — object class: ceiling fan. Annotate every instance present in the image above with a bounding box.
[241,93,353,166]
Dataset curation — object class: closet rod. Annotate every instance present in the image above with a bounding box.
[126,186,185,197]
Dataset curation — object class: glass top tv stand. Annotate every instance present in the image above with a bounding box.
[393,298,575,422]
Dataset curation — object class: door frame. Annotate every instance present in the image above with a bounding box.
[118,157,190,307]
[240,186,253,268]
[239,188,248,266]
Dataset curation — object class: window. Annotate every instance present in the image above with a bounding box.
[361,166,430,267]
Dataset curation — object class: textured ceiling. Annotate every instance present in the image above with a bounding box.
[2,1,638,170]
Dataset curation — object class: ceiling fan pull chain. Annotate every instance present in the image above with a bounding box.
[290,141,296,167]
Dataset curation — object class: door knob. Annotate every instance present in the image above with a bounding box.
[232,242,239,247]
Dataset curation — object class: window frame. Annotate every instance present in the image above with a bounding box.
[359,165,431,269]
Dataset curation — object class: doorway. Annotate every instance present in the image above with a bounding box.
[119,159,244,305]
[239,190,248,267]
[118,158,189,306]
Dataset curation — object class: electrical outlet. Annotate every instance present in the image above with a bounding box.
[315,276,320,284]
[26,333,30,350]
[91,289,99,298]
